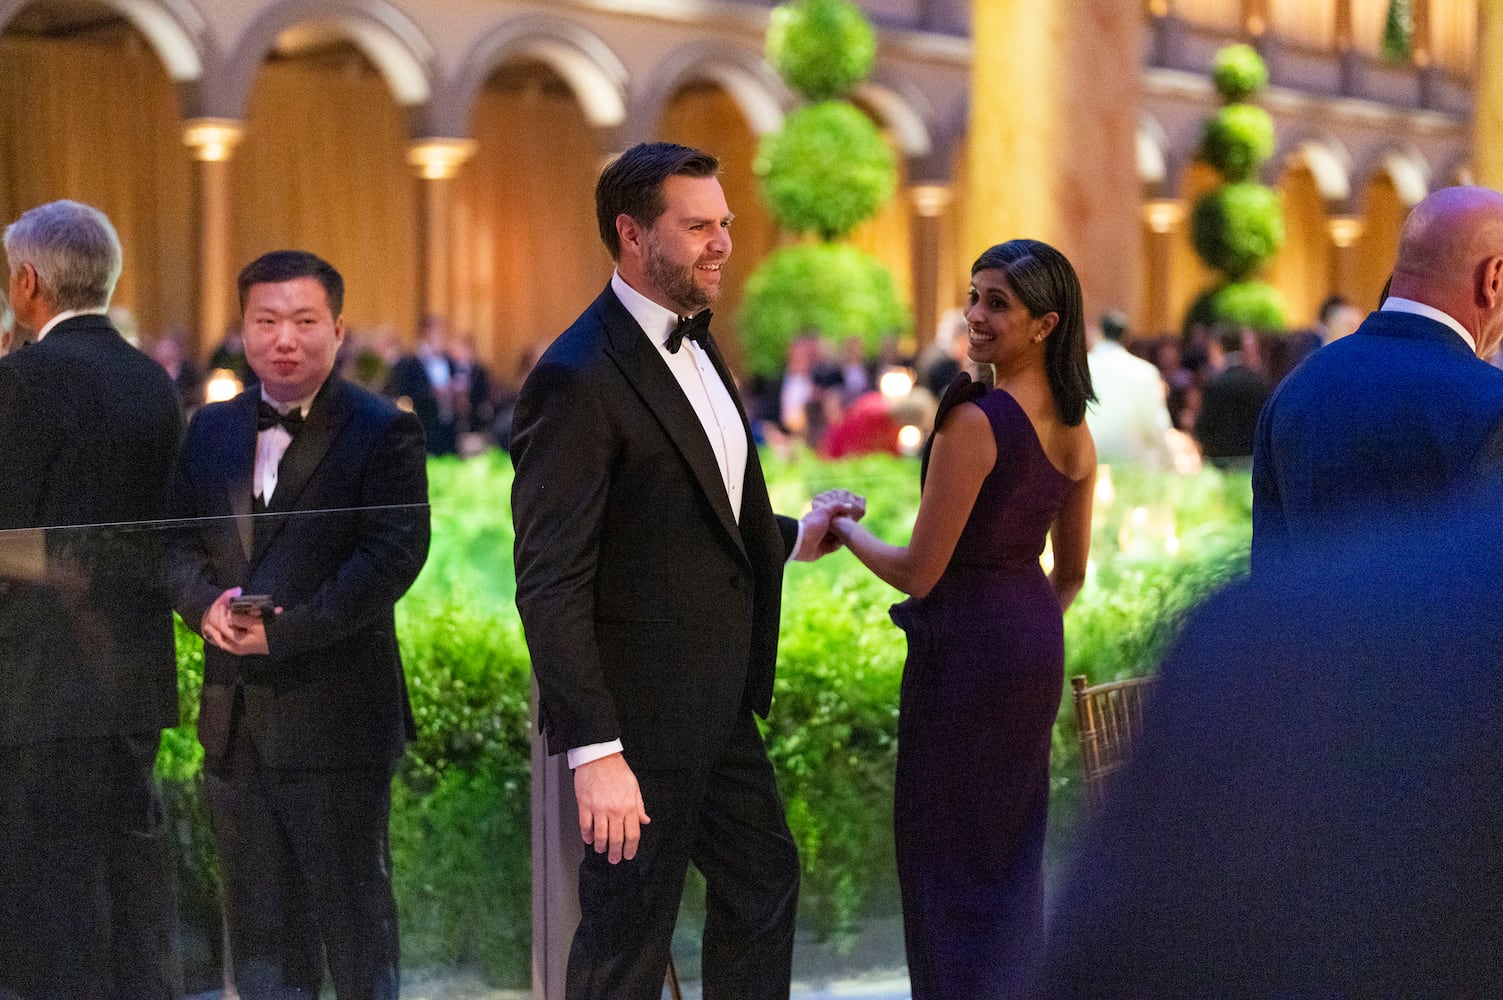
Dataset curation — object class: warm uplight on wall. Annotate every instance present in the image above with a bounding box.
[1142,198,1185,235]
[407,138,478,181]
[1148,0,1169,15]
[910,184,953,218]
[1327,216,1364,248]
[183,119,244,163]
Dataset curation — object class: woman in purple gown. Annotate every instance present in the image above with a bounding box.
[831,240,1096,997]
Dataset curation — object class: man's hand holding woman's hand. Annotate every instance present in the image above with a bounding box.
[793,489,867,561]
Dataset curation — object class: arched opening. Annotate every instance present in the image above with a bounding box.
[1268,160,1333,330]
[1355,171,1407,311]
[454,58,609,384]
[655,78,779,376]
[0,0,194,341]
[230,30,417,345]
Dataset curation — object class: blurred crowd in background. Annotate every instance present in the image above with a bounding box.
[0,288,1400,472]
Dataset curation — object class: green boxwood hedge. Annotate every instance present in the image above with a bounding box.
[737,242,910,378]
[754,101,897,241]
[1200,104,1276,183]
[1212,42,1269,103]
[158,451,1250,985]
[1190,182,1285,282]
[766,0,876,102]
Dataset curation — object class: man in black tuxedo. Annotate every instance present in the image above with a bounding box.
[168,251,429,998]
[511,143,856,999]
[0,200,183,998]
[1253,185,1503,571]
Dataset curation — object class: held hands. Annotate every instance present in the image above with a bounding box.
[793,489,867,561]
[574,752,650,864]
[201,586,282,656]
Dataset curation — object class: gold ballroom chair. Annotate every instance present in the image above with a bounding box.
[1071,675,1157,811]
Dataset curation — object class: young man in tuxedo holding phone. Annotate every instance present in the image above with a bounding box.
[169,250,429,998]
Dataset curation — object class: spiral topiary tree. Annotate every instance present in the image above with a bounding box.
[1184,44,1287,334]
[738,0,909,378]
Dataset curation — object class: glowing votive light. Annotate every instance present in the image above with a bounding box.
[880,369,915,398]
[204,369,242,403]
[897,424,923,455]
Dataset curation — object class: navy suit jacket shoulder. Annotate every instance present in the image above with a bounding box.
[1251,310,1503,569]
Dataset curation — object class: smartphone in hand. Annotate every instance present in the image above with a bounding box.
[228,594,275,617]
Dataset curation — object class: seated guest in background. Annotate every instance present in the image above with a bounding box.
[1317,292,1364,344]
[490,340,543,452]
[1039,482,1503,997]
[838,334,873,405]
[152,329,206,414]
[1253,186,1503,572]
[169,250,430,998]
[386,313,457,455]
[1086,308,1173,468]
[1280,294,1367,382]
[818,385,936,460]
[208,323,257,389]
[448,332,496,454]
[1193,322,1268,467]
[917,307,970,398]
[0,199,183,999]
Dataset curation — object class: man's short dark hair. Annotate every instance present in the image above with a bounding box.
[1100,309,1130,342]
[595,143,720,261]
[237,250,344,317]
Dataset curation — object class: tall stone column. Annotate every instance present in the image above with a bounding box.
[1475,0,1503,189]
[408,138,477,330]
[968,0,1145,322]
[184,119,244,358]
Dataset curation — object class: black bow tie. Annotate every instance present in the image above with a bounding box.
[256,400,304,435]
[666,310,712,354]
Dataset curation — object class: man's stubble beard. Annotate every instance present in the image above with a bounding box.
[644,231,714,314]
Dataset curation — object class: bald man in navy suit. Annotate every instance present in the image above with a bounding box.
[1252,186,1503,571]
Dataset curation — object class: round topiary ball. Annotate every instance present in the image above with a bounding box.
[738,243,910,378]
[766,0,877,102]
[1189,183,1284,281]
[1212,43,1268,103]
[1184,281,1287,333]
[1200,104,1276,182]
[756,101,897,240]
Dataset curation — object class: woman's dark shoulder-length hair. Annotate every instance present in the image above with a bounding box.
[971,239,1095,426]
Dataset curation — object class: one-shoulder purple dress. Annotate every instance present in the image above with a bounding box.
[889,375,1076,998]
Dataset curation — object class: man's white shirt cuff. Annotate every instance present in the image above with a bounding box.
[568,740,624,769]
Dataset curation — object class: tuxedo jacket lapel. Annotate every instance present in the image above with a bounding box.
[221,393,257,565]
[596,290,747,561]
[253,378,352,559]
